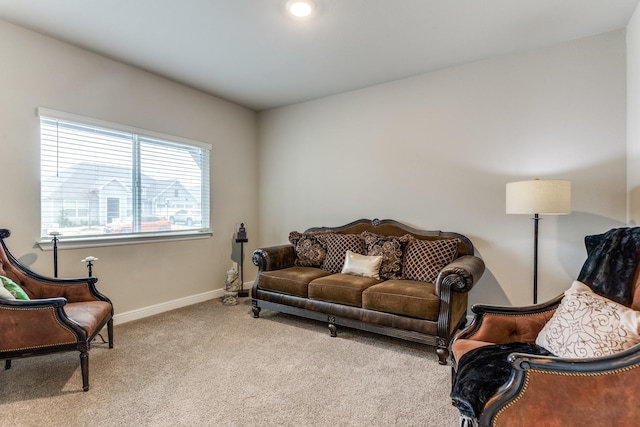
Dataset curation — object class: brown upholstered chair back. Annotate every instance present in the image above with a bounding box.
[0,234,96,301]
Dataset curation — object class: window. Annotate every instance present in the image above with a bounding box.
[39,108,210,242]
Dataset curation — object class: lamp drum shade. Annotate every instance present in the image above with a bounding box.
[506,179,571,215]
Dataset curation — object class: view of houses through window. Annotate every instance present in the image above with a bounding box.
[39,109,210,240]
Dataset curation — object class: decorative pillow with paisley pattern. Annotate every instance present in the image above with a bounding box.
[288,231,332,268]
[361,232,413,280]
[536,281,640,358]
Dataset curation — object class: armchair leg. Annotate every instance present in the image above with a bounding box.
[5,359,11,370]
[107,318,114,349]
[80,351,89,392]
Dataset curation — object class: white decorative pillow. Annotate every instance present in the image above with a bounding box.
[0,284,16,299]
[341,250,383,279]
[536,281,640,358]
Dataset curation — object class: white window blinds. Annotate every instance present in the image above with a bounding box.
[39,108,210,240]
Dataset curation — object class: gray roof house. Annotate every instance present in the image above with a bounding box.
[41,162,200,228]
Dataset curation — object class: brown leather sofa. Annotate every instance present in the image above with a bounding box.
[0,229,113,391]
[450,229,640,426]
[251,218,485,364]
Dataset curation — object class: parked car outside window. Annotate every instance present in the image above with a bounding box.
[169,209,201,226]
[104,216,171,234]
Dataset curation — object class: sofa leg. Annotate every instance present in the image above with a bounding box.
[436,346,449,365]
[328,316,337,337]
[80,351,89,392]
[5,360,11,370]
[328,323,337,337]
[252,306,261,318]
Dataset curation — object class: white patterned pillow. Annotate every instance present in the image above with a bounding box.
[0,284,15,299]
[536,281,640,358]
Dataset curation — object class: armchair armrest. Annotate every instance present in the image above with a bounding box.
[435,255,485,296]
[0,298,86,355]
[252,244,296,272]
[481,346,640,426]
[454,295,562,345]
[18,274,109,304]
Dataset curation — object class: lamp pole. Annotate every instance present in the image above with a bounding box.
[235,223,248,298]
[49,231,61,277]
[533,214,540,304]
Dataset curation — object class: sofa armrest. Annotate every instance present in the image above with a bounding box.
[480,346,640,427]
[252,244,296,272]
[435,255,485,295]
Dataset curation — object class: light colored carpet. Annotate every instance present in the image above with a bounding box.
[0,299,459,426]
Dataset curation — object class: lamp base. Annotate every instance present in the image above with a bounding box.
[237,290,249,298]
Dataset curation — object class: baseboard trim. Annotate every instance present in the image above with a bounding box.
[113,288,225,325]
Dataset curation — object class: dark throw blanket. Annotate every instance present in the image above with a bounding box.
[451,227,640,422]
[450,342,552,419]
[577,227,640,306]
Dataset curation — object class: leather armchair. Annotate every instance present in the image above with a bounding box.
[0,229,113,391]
[451,278,640,426]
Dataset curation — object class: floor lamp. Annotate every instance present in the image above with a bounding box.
[506,179,571,304]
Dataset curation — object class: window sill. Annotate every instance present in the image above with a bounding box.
[37,230,213,251]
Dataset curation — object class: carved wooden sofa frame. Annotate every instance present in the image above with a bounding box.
[251,218,485,364]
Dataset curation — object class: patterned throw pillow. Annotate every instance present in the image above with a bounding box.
[0,275,30,300]
[536,281,640,358]
[289,231,332,267]
[321,233,365,273]
[362,232,413,280]
[402,239,459,283]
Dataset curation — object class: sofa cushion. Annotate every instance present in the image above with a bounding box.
[341,250,383,279]
[289,231,331,268]
[362,279,441,320]
[535,280,640,358]
[321,234,365,273]
[402,239,459,283]
[362,232,413,280]
[309,273,382,307]
[259,267,332,298]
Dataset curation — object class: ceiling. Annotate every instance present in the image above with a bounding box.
[0,0,638,111]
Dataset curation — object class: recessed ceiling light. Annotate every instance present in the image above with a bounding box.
[286,0,316,18]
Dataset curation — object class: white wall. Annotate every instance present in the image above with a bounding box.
[0,16,631,318]
[0,20,259,318]
[258,31,627,308]
[629,4,640,224]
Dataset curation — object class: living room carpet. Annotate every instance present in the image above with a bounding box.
[0,299,459,426]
